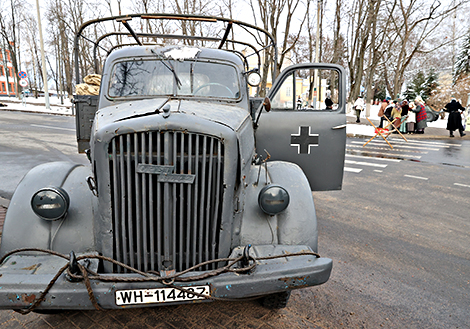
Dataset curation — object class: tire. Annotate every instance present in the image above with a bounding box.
[426,110,438,122]
[260,291,291,309]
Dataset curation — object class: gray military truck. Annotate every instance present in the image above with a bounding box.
[0,14,346,312]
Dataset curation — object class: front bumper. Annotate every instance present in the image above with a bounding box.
[0,245,332,310]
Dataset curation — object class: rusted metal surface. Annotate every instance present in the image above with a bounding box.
[21,294,36,304]
[279,276,310,289]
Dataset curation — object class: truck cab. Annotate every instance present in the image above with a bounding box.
[0,14,346,312]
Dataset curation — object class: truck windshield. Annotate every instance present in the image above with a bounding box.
[108,59,240,99]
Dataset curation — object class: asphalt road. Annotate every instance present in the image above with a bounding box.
[0,111,87,199]
[312,145,470,328]
[0,111,469,328]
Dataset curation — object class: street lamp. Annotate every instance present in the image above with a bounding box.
[312,0,322,108]
[35,0,50,110]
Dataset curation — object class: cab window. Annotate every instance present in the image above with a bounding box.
[108,59,240,99]
[270,69,340,111]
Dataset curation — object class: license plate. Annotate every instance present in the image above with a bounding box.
[115,285,210,306]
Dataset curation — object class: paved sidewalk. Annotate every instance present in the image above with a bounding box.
[347,116,470,140]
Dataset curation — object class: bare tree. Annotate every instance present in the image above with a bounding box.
[0,0,28,98]
[248,0,308,96]
[363,0,388,115]
[381,0,467,98]
[346,0,383,103]
[331,0,344,65]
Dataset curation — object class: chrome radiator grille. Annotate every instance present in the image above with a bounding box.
[108,131,225,273]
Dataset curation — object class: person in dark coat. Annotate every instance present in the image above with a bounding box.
[383,101,395,124]
[444,98,466,137]
[325,97,333,109]
[399,100,409,133]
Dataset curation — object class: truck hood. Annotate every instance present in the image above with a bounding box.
[95,98,251,132]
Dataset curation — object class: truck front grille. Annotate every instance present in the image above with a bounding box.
[108,131,225,273]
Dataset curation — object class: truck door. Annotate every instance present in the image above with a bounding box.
[255,63,347,191]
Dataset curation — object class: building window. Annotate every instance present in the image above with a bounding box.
[0,66,4,76]
[8,67,13,78]
[285,86,291,97]
[9,82,15,94]
[1,82,6,93]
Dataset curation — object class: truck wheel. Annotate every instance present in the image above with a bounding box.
[426,111,434,122]
[260,291,291,309]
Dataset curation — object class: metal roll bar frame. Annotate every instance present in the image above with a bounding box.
[74,13,278,84]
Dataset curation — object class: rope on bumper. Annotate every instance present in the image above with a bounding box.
[0,247,320,313]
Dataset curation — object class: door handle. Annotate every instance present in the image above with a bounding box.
[331,124,347,130]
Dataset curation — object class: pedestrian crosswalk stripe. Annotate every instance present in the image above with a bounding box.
[404,174,428,180]
[345,160,388,168]
[454,183,470,188]
[346,147,423,159]
[346,154,401,162]
[389,139,462,148]
[344,167,362,173]
[347,144,427,154]
[351,140,439,151]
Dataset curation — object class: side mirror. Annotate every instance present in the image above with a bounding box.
[255,97,272,127]
[263,97,271,112]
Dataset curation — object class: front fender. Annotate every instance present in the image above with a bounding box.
[0,161,96,257]
[238,161,318,251]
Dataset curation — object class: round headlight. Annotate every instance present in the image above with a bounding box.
[247,71,261,86]
[31,187,70,221]
[258,185,290,215]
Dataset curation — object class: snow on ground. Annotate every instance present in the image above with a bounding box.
[0,96,73,115]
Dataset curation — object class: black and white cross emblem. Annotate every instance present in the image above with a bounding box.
[290,126,319,154]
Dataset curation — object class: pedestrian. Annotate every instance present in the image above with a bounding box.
[378,99,389,128]
[391,100,402,132]
[459,99,467,131]
[399,100,409,133]
[462,100,469,131]
[296,96,302,110]
[353,95,365,123]
[383,100,395,128]
[414,96,427,134]
[325,96,333,109]
[407,102,416,133]
[444,98,466,137]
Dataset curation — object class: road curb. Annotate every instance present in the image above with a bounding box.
[0,108,74,117]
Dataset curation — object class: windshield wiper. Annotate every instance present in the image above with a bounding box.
[150,49,182,90]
